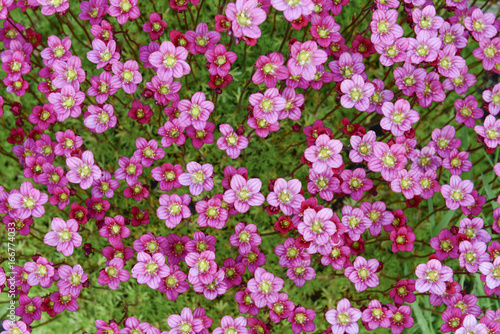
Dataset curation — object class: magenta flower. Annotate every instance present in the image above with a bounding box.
[52,56,86,90]
[178,161,214,196]
[43,217,82,256]
[310,15,340,48]
[307,168,339,201]
[253,52,289,88]
[367,143,408,182]
[142,12,167,41]
[185,22,220,55]
[411,146,442,173]
[442,149,472,175]
[249,88,286,124]
[247,267,284,307]
[205,44,237,77]
[223,174,264,213]
[225,0,267,40]
[148,41,190,78]
[111,60,142,94]
[266,178,305,216]
[429,125,461,158]
[287,41,327,81]
[217,124,249,159]
[374,38,409,67]
[362,300,390,330]
[15,295,42,325]
[8,181,48,219]
[393,63,426,96]
[441,175,475,210]
[329,52,365,82]
[87,39,120,69]
[167,307,204,334]
[146,72,182,106]
[108,0,140,24]
[367,79,394,114]
[157,194,191,228]
[381,100,419,137]
[340,74,375,111]
[387,305,414,334]
[66,151,102,190]
[37,0,69,15]
[131,252,169,289]
[344,256,379,291]
[114,155,143,185]
[483,83,500,116]
[412,5,444,38]
[370,9,404,45]
[98,258,130,290]
[1,320,30,334]
[158,118,187,147]
[87,71,121,104]
[230,222,262,254]
[360,201,394,236]
[57,264,88,298]
[415,259,454,295]
[304,134,342,173]
[288,307,316,334]
[271,0,313,21]
[79,0,108,25]
[40,36,72,66]
[99,215,131,244]
[325,298,362,334]
[340,168,373,201]
[178,92,214,130]
[349,130,376,163]
[475,115,500,149]
[213,315,248,334]
[443,66,477,96]
[407,34,441,64]
[417,72,446,108]
[439,22,468,49]
[187,122,216,149]
[151,163,183,191]
[158,264,189,301]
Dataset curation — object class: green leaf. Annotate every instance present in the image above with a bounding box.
[427,198,436,235]
[432,209,456,236]
[411,299,433,334]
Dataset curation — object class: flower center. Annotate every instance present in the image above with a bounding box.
[169,203,181,215]
[349,87,362,101]
[382,153,396,168]
[278,190,291,204]
[426,269,438,282]
[297,50,312,66]
[127,164,137,175]
[377,21,389,33]
[23,197,35,209]
[451,189,463,201]
[337,312,350,324]
[237,11,251,27]
[120,0,131,12]
[62,97,76,109]
[99,111,110,124]
[59,230,72,241]
[259,280,271,293]
[163,54,177,67]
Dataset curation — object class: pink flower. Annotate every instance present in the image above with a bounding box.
[54,129,82,158]
[225,0,267,40]
[329,52,366,82]
[187,122,215,149]
[167,308,204,334]
[148,41,190,78]
[459,240,489,273]
[213,315,248,334]
[287,41,327,81]
[37,0,69,15]
[483,83,500,116]
[304,134,342,173]
[443,66,477,96]
[157,194,191,228]
[47,84,85,122]
[341,205,372,241]
[158,118,187,147]
[97,258,130,290]
[253,53,289,88]
[479,256,500,290]
[158,264,189,300]
[390,226,416,252]
[393,62,426,96]
[185,22,220,55]
[325,298,362,334]
[217,124,249,159]
[441,175,475,210]
[344,256,379,291]
[57,264,88,298]
[349,130,376,163]
[362,300,390,330]
[195,196,229,229]
[146,72,182,106]
[310,15,341,48]
[1,320,30,334]
[108,0,140,24]
[179,161,214,196]
[84,104,117,133]
[249,88,287,124]
[132,137,165,167]
[247,267,284,307]
[266,178,305,215]
[79,0,108,25]
[223,174,264,213]
[307,168,340,201]
[8,181,48,219]
[412,6,444,38]
[131,252,169,289]
[185,250,218,284]
[87,71,121,104]
[464,8,497,42]
[43,217,82,256]
[66,150,102,190]
[142,12,167,41]
[415,259,454,294]
[230,222,262,254]
[456,315,488,334]
[387,305,414,334]
[86,39,120,69]
[24,256,55,288]
[178,92,214,130]
[298,207,336,248]
[40,36,72,66]
[475,115,500,149]
[205,44,237,77]
[271,0,314,21]
[340,168,373,200]
[437,44,466,79]
[442,149,472,175]
[367,143,408,182]
[111,60,142,94]
[390,169,422,200]
[114,155,142,185]
[370,9,404,45]
[340,74,375,111]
